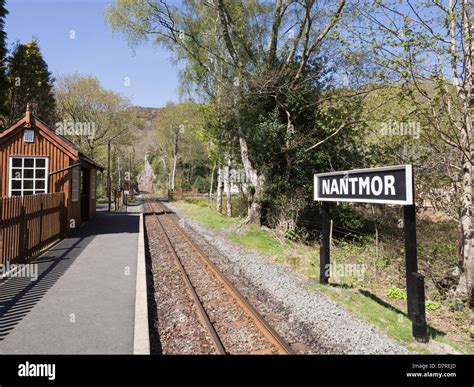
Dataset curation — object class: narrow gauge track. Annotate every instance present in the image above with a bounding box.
[145,194,294,355]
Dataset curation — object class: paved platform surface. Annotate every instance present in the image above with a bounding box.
[0,213,140,354]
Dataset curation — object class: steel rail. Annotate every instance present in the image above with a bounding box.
[146,197,226,355]
[154,197,294,355]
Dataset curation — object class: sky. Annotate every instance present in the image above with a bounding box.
[4,0,181,108]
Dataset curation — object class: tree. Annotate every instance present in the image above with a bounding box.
[349,0,473,305]
[106,0,353,225]
[153,101,209,192]
[7,40,56,124]
[55,73,136,164]
[0,0,8,124]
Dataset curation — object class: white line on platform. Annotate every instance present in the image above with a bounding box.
[133,213,150,354]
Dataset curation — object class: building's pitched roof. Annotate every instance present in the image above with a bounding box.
[0,111,104,171]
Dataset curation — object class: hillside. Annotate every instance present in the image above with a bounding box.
[127,106,161,162]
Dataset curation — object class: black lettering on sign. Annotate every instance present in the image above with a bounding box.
[314,165,413,205]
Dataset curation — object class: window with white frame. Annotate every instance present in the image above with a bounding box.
[91,172,96,200]
[71,168,79,202]
[9,157,48,197]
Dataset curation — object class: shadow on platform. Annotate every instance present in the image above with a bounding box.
[0,213,139,342]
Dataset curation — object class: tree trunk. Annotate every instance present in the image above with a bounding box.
[225,156,232,217]
[216,165,223,213]
[469,120,474,309]
[458,108,473,305]
[459,152,473,305]
[209,162,216,201]
[458,0,473,307]
[171,131,178,191]
[236,115,265,225]
[240,135,265,225]
[171,156,177,191]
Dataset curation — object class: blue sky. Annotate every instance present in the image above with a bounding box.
[4,0,181,108]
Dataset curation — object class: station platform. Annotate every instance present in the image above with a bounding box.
[0,212,142,354]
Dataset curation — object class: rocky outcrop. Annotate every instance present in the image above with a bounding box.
[138,154,156,193]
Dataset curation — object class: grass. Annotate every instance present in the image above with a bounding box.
[172,198,473,354]
[174,200,239,230]
[96,197,109,204]
[311,283,474,354]
[170,266,180,274]
[228,227,287,258]
[312,283,415,344]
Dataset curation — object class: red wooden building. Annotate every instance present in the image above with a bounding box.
[0,106,103,228]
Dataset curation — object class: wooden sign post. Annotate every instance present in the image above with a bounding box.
[319,202,330,285]
[314,165,427,342]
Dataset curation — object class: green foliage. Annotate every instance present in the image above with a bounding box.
[230,57,365,229]
[152,101,210,192]
[426,300,441,311]
[55,73,136,164]
[284,227,310,243]
[183,197,210,208]
[386,286,407,300]
[331,203,372,236]
[105,0,360,228]
[192,175,210,193]
[7,40,56,124]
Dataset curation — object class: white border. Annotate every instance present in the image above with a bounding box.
[8,156,49,197]
[314,165,413,205]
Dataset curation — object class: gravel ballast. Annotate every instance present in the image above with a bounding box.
[165,201,409,354]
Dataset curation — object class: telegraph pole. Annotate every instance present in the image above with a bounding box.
[108,141,111,212]
[107,128,132,212]
[129,153,132,200]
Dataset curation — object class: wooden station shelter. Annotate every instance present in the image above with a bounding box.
[0,105,104,229]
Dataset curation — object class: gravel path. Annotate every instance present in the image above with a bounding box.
[165,202,409,354]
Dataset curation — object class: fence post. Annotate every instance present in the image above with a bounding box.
[60,193,66,235]
[18,196,26,262]
[39,200,44,247]
[0,198,3,264]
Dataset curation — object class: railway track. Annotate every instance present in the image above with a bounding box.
[145,194,294,355]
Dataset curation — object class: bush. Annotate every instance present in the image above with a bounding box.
[193,176,210,193]
[184,198,210,208]
[386,286,407,300]
[284,227,310,243]
[426,300,441,311]
[469,327,474,337]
